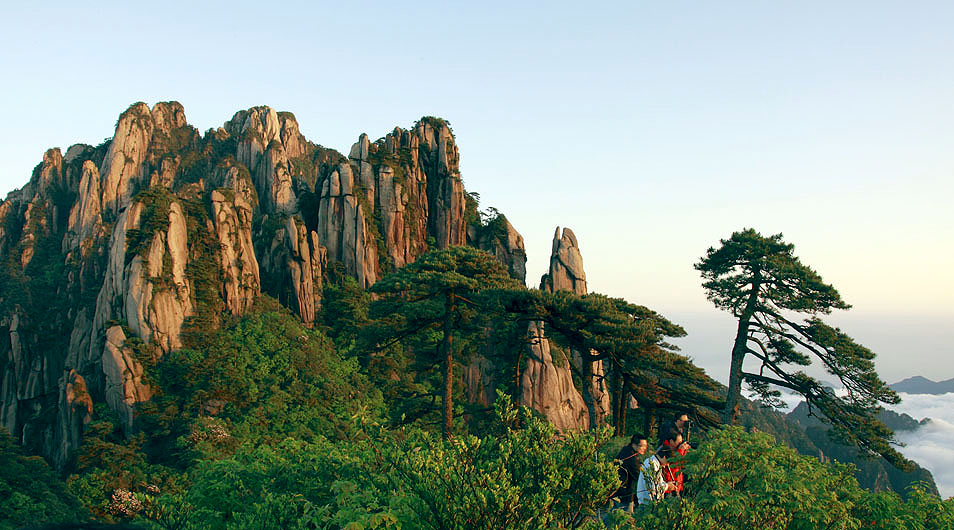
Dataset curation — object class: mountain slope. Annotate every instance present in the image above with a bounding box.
[0,102,526,469]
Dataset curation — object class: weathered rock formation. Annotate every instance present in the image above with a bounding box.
[210,190,260,315]
[519,227,610,431]
[540,227,587,294]
[0,102,527,468]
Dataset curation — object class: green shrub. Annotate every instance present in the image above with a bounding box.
[0,429,86,529]
[622,426,954,530]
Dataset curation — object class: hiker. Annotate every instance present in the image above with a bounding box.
[613,433,648,512]
[660,412,691,444]
[636,444,678,506]
[662,431,688,496]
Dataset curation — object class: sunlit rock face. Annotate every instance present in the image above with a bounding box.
[519,227,610,431]
[0,103,527,468]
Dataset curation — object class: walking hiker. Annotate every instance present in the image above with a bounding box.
[636,444,678,506]
[662,431,688,497]
[613,433,648,512]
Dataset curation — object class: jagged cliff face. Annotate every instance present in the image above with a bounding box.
[0,102,526,468]
[519,227,610,431]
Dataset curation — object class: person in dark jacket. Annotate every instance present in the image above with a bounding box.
[660,412,690,444]
[613,432,648,512]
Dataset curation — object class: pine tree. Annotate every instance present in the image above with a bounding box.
[695,228,909,468]
[368,246,521,437]
[504,289,724,432]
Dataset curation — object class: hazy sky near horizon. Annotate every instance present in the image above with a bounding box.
[1,2,952,383]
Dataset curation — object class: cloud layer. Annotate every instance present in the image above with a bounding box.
[891,392,954,499]
[756,390,954,498]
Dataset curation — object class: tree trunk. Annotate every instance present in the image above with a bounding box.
[723,274,761,425]
[723,322,750,425]
[580,352,597,430]
[442,292,456,438]
[620,394,629,435]
[644,407,656,441]
[612,369,624,435]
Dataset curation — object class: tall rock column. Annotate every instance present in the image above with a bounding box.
[521,227,611,430]
[100,103,154,213]
[211,190,261,315]
[315,162,378,289]
[417,120,465,249]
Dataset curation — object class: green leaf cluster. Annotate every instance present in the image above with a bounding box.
[0,429,85,529]
[139,394,618,530]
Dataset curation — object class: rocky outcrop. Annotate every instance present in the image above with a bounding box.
[316,162,378,289]
[90,198,193,359]
[210,190,260,315]
[225,106,299,214]
[520,321,590,430]
[100,103,154,213]
[0,102,515,469]
[65,160,103,252]
[52,370,92,469]
[519,227,610,430]
[540,227,587,294]
[0,311,61,436]
[473,216,527,282]
[312,119,469,289]
[260,215,325,324]
[101,326,150,434]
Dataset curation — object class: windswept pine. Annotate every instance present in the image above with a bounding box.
[695,229,908,468]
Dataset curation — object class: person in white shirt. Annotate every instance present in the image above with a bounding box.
[635,444,679,506]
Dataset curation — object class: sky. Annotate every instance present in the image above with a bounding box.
[1,1,952,385]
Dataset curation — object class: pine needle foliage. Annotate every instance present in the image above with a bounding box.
[695,228,907,469]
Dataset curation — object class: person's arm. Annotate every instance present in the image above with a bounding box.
[622,452,640,483]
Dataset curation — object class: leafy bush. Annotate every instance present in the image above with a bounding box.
[66,408,181,522]
[0,428,85,529]
[138,395,617,530]
[382,395,617,530]
[148,297,385,462]
[621,426,954,530]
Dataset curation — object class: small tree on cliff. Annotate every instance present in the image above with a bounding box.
[695,228,908,467]
[368,246,521,438]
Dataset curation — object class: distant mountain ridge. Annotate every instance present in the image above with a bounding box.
[739,400,939,497]
[891,376,954,395]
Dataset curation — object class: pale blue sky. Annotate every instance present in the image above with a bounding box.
[2,1,952,383]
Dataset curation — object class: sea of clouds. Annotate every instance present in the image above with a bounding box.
[765,390,954,499]
[890,392,954,499]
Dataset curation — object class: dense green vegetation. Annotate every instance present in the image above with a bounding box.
[1,146,948,530]
[60,299,385,524]
[9,244,934,528]
[0,429,86,530]
[617,426,954,530]
[12,397,952,529]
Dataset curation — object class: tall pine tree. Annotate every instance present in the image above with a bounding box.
[695,228,909,468]
[368,246,521,437]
